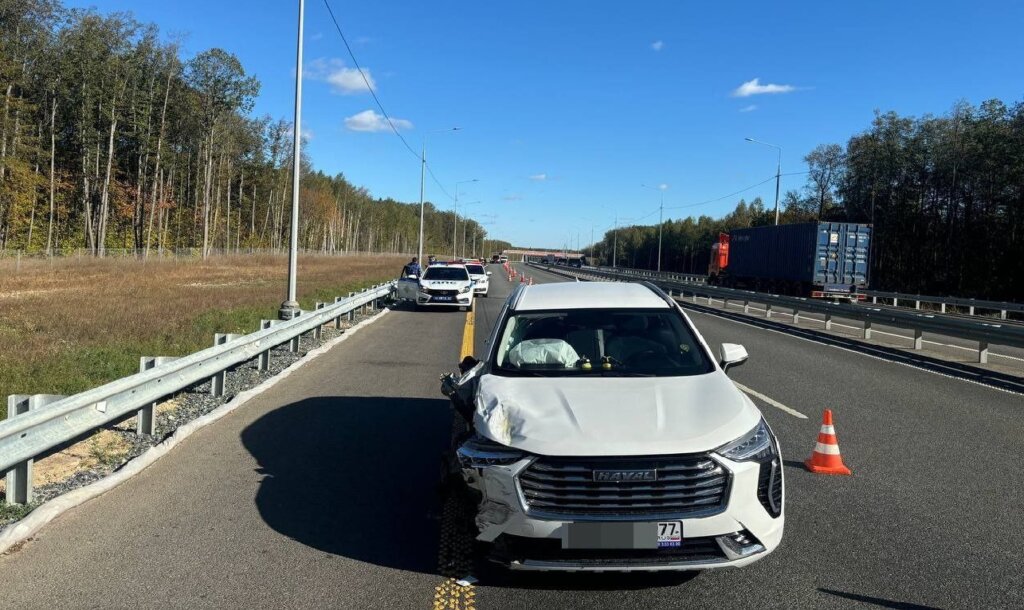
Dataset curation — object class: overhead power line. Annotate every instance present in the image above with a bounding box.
[665,175,777,210]
[322,0,458,203]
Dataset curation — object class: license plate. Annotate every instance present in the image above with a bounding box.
[433,296,453,302]
[657,521,682,548]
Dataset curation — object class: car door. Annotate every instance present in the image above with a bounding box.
[396,275,419,300]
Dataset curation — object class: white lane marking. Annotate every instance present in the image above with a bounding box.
[712,299,1023,362]
[732,381,808,419]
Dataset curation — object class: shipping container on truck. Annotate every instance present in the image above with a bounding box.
[708,222,871,298]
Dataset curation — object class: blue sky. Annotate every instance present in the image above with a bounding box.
[68,0,1024,248]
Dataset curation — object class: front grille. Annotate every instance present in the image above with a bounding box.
[756,459,782,517]
[493,534,727,566]
[518,454,730,519]
[426,288,458,296]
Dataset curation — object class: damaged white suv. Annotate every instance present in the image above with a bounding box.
[442,281,783,572]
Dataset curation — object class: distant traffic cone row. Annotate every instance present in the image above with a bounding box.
[804,409,852,475]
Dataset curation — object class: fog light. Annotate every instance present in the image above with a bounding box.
[717,530,765,558]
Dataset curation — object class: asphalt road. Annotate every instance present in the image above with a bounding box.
[2,265,1022,609]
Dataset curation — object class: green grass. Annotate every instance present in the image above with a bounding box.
[0,277,390,420]
[0,500,37,523]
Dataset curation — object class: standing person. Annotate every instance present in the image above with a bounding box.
[402,257,422,278]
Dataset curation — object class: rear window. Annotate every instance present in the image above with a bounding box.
[423,266,470,281]
[492,308,713,377]
[466,264,485,275]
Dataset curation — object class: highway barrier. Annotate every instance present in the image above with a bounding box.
[861,289,1024,320]
[0,282,395,505]
[527,263,1024,366]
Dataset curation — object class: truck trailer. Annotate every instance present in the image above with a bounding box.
[708,222,871,298]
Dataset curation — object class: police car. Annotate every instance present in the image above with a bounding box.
[464,261,492,297]
[398,262,475,310]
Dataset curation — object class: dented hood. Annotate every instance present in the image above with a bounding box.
[473,372,760,456]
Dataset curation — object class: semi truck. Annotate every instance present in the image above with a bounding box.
[708,222,871,299]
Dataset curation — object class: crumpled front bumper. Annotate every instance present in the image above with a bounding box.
[461,456,783,572]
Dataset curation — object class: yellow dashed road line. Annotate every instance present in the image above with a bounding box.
[432,306,478,609]
[460,306,476,360]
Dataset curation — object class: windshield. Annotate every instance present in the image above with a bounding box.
[422,266,470,281]
[466,264,485,275]
[492,309,713,377]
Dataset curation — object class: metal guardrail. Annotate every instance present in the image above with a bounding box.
[860,290,1024,319]
[582,265,1021,320]
[585,265,708,285]
[528,263,1024,365]
[0,282,395,505]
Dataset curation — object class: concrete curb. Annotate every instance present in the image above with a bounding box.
[0,308,391,555]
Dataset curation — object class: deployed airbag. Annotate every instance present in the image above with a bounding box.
[507,338,579,368]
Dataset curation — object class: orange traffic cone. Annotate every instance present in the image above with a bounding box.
[805,409,851,475]
[520,274,525,283]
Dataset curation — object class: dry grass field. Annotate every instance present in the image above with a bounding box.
[0,254,403,418]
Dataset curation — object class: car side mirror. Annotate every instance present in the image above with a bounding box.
[486,271,492,275]
[719,343,748,373]
[458,355,480,374]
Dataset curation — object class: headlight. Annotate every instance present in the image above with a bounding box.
[459,285,472,294]
[457,434,526,468]
[715,419,776,462]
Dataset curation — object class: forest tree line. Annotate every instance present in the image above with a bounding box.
[591,100,1024,300]
[0,0,503,259]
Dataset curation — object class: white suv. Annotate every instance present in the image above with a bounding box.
[442,281,783,572]
[465,262,491,297]
[416,263,475,310]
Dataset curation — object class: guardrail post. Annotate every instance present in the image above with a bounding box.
[692,293,697,304]
[941,303,946,313]
[744,300,750,314]
[138,357,179,435]
[893,297,898,307]
[1001,309,1007,320]
[5,394,65,504]
[913,328,923,350]
[314,302,327,340]
[258,320,280,371]
[793,309,800,325]
[872,296,877,304]
[915,299,920,310]
[863,320,872,339]
[824,311,832,330]
[707,295,713,306]
[348,292,357,321]
[969,305,975,316]
[334,296,346,329]
[765,304,772,319]
[722,297,729,310]
[978,341,989,364]
[211,334,243,397]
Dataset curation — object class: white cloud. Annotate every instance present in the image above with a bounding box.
[651,40,664,51]
[529,173,547,181]
[739,104,758,113]
[658,183,669,190]
[306,58,376,95]
[731,78,796,97]
[344,109,413,133]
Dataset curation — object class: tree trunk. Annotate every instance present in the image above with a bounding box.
[46,94,57,254]
[97,97,118,257]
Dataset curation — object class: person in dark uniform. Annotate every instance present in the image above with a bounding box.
[402,257,422,277]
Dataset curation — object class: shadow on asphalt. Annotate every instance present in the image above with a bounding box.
[241,396,452,575]
[818,588,941,609]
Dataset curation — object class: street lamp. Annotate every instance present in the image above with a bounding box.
[279,0,305,320]
[453,179,478,258]
[641,183,668,272]
[745,137,782,225]
[419,127,461,268]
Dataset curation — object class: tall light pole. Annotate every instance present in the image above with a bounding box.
[418,127,461,268]
[745,137,782,225]
[452,178,477,258]
[641,183,668,271]
[279,0,304,320]
[459,200,481,257]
